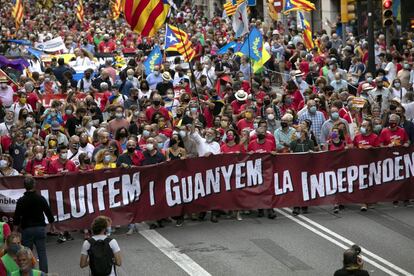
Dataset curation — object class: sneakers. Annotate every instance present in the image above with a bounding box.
[57,234,66,243]
[176,218,184,227]
[292,207,300,216]
[360,206,368,212]
[210,214,218,223]
[236,211,242,221]
[64,231,74,241]
[126,228,134,235]
[333,206,339,214]
[267,209,276,219]
[257,209,264,217]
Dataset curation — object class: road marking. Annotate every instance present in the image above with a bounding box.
[135,223,211,276]
[276,209,412,276]
[281,208,414,276]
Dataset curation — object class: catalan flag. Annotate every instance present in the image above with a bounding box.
[76,0,84,22]
[12,0,24,29]
[297,11,314,50]
[123,0,170,37]
[111,0,123,20]
[284,0,315,14]
[223,0,249,17]
[165,25,195,62]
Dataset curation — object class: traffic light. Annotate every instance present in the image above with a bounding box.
[340,0,356,23]
[382,0,393,27]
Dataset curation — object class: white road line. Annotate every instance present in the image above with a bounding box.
[276,209,413,276]
[281,207,414,276]
[135,223,211,276]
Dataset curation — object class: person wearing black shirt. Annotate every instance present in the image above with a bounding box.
[334,248,369,276]
[156,72,174,96]
[65,107,87,137]
[13,177,55,273]
[52,58,74,84]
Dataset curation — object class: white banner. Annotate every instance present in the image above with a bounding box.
[35,37,67,53]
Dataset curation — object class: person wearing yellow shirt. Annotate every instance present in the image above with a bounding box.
[94,150,116,170]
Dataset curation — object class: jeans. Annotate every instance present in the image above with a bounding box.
[22,226,48,273]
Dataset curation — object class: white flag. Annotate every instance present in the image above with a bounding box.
[232,2,249,38]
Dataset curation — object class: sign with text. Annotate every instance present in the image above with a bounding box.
[1,147,413,231]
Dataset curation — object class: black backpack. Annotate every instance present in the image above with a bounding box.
[87,237,115,276]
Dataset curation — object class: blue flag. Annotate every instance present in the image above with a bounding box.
[27,47,44,60]
[7,39,32,46]
[217,42,237,55]
[238,27,263,61]
[144,45,162,76]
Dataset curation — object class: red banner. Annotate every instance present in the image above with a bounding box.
[1,147,414,231]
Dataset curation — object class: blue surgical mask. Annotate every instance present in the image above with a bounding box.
[104,155,111,163]
[26,131,33,138]
[331,112,339,120]
[309,106,317,114]
[158,142,164,149]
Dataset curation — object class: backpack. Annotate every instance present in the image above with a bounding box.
[87,237,115,276]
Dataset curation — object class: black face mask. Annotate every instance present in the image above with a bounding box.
[127,147,135,153]
[119,132,127,138]
[153,100,161,106]
[257,133,265,140]
[264,100,271,106]
[169,139,178,147]
[133,95,138,101]
[281,122,288,128]
[84,158,91,164]
[80,142,87,147]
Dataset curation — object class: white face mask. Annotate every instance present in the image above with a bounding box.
[146,143,154,151]
[60,153,68,160]
[267,114,275,120]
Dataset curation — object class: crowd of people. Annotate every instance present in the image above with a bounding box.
[0,0,414,274]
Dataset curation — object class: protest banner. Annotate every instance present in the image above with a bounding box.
[1,147,413,231]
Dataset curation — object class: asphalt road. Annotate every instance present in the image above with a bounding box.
[45,203,414,276]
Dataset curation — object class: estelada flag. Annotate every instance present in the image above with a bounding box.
[12,0,24,29]
[123,0,170,37]
[165,25,195,62]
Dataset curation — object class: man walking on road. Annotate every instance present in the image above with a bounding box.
[13,177,55,273]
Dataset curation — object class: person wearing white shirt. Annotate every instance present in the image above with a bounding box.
[77,69,93,92]
[79,133,95,158]
[0,110,15,136]
[191,127,220,157]
[0,79,14,107]
[10,92,33,121]
[390,79,407,102]
[384,54,396,83]
[201,60,216,88]
[80,216,121,276]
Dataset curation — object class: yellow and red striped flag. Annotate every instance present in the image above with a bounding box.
[223,0,249,17]
[284,0,315,14]
[165,25,196,62]
[12,0,24,29]
[76,0,84,22]
[123,0,170,37]
[303,19,314,50]
[111,0,123,20]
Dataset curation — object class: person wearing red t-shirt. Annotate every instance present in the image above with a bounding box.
[248,127,277,154]
[236,107,255,132]
[230,90,249,115]
[145,94,171,124]
[247,127,277,219]
[220,129,246,154]
[379,114,410,147]
[157,116,173,138]
[98,34,116,53]
[353,120,379,149]
[47,145,78,174]
[327,126,350,152]
[25,146,50,176]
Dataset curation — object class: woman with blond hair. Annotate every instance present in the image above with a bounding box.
[94,149,116,170]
